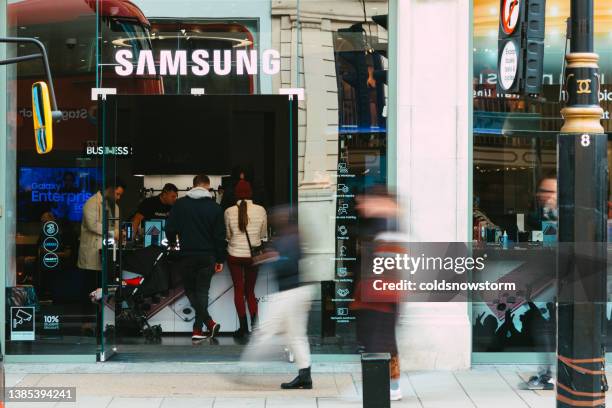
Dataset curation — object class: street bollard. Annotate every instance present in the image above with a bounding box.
[361,353,390,408]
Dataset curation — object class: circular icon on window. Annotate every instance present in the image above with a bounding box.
[43,221,59,237]
[42,252,59,269]
[42,237,60,253]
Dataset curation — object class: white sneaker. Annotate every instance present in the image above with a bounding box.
[390,387,403,401]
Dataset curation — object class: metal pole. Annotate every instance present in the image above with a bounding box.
[0,37,61,119]
[557,0,607,407]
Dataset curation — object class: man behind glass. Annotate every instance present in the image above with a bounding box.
[131,183,179,236]
[165,175,226,341]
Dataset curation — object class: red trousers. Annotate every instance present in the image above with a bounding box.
[227,255,259,318]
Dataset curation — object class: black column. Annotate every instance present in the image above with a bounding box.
[557,1,607,407]
[569,0,594,53]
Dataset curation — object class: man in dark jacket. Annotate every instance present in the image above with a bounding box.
[166,174,226,341]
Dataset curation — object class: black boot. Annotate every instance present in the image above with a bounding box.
[250,314,258,332]
[233,316,248,339]
[281,367,312,389]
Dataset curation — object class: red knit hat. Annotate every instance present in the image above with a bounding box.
[235,179,253,200]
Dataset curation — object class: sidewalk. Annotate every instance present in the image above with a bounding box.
[4,363,565,408]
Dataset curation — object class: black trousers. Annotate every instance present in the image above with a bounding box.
[178,255,215,330]
[80,268,100,305]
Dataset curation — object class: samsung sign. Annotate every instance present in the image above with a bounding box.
[114,49,281,77]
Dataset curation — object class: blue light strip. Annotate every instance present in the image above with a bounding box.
[339,126,387,134]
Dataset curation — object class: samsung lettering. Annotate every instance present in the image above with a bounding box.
[114,49,281,77]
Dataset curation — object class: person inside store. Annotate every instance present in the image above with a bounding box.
[221,165,266,210]
[224,179,268,340]
[60,171,80,194]
[216,185,224,205]
[77,180,126,303]
[131,183,179,236]
[165,175,226,342]
[527,172,558,231]
[55,171,80,221]
[221,165,249,210]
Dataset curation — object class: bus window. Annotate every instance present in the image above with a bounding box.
[11,1,163,153]
[101,17,153,66]
[149,21,258,95]
[15,16,97,77]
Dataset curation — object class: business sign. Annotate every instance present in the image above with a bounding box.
[114,49,281,77]
[11,307,35,341]
[84,142,134,157]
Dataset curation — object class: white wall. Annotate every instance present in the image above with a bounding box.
[395,0,472,370]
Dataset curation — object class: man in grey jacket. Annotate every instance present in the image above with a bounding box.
[166,175,227,342]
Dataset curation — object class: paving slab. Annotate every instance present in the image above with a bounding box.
[407,372,474,408]
[317,398,363,408]
[55,396,114,408]
[212,397,265,408]
[160,397,214,408]
[496,369,553,408]
[453,369,527,408]
[6,403,57,408]
[107,397,162,408]
[10,373,343,398]
[266,397,318,408]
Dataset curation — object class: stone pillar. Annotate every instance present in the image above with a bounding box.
[395,0,472,370]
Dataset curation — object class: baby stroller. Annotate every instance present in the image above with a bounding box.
[116,245,170,342]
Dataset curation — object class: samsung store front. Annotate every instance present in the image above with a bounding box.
[1,0,393,362]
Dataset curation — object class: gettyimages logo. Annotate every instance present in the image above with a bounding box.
[372,252,487,275]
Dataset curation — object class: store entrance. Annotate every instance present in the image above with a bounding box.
[99,94,298,361]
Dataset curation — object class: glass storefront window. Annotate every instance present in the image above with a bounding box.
[5,0,390,361]
[473,0,612,354]
[6,0,100,357]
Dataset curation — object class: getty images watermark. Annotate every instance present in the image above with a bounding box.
[358,242,560,303]
[371,251,516,292]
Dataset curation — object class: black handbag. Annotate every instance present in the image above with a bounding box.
[244,229,264,258]
[238,204,271,264]
[245,229,278,265]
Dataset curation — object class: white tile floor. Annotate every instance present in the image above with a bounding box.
[0,364,575,408]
